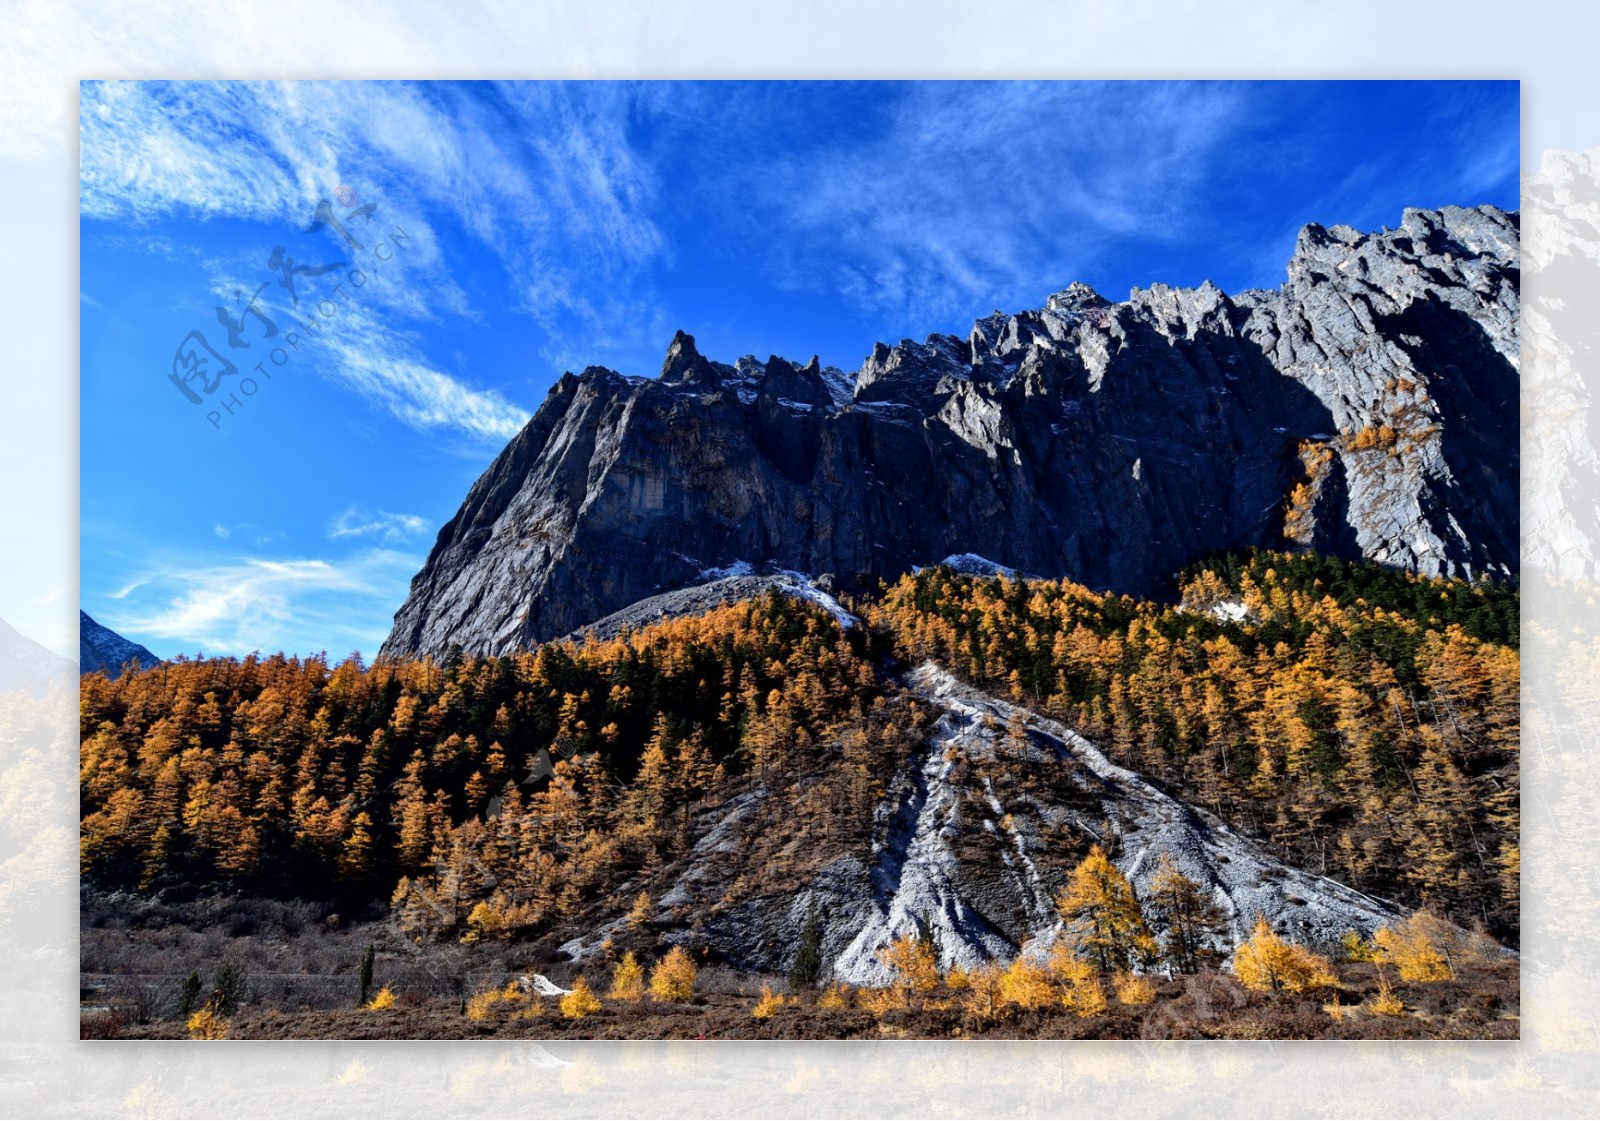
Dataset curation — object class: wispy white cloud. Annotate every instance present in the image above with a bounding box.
[108,579,148,601]
[329,507,429,543]
[81,83,303,224]
[105,548,422,658]
[212,523,230,538]
[80,79,673,399]
[707,81,1253,328]
[315,322,531,443]
[190,233,531,442]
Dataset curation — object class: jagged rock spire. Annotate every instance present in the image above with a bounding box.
[382,206,1519,659]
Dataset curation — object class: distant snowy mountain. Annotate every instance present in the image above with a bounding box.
[80,611,161,678]
[0,615,74,695]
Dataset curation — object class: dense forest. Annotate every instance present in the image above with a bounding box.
[870,552,1519,940]
[79,551,1519,947]
[81,595,915,942]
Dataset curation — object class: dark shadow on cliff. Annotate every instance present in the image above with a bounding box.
[1382,293,1521,574]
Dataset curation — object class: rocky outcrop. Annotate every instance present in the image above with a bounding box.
[564,568,854,643]
[383,206,1519,659]
[80,611,160,679]
[559,664,1414,983]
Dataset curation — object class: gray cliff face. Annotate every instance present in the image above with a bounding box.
[383,205,1519,659]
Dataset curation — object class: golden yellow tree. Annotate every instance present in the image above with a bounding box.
[877,932,940,998]
[1373,913,1454,981]
[337,810,377,886]
[609,952,647,1000]
[462,900,506,943]
[186,1008,229,1039]
[648,946,698,1003]
[560,977,603,1019]
[1055,845,1157,972]
[1367,968,1405,1016]
[997,956,1055,1012]
[628,722,674,823]
[393,750,433,870]
[1045,945,1110,1017]
[751,983,787,1020]
[1232,918,1337,993]
[817,982,851,1011]
[954,964,1002,1024]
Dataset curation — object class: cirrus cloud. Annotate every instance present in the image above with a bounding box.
[329,507,430,543]
[102,548,423,658]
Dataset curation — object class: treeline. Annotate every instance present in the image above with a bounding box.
[1180,550,1519,654]
[869,551,1519,941]
[80,592,895,930]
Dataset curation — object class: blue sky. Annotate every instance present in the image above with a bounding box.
[79,80,1520,661]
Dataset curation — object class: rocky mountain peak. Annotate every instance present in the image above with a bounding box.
[1046,279,1110,313]
[659,329,720,388]
[382,205,1520,660]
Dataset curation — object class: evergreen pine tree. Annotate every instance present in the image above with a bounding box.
[358,942,376,1007]
[788,901,825,990]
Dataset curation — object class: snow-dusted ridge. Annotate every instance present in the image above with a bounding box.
[880,664,1411,978]
[819,664,1418,984]
[913,553,1040,580]
[566,565,857,642]
[80,611,160,680]
[697,560,756,581]
[770,569,857,629]
[558,657,1441,987]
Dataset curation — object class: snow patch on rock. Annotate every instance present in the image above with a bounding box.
[939,553,1019,578]
[819,366,855,407]
[519,974,572,997]
[903,664,1409,962]
[698,560,756,581]
[1208,599,1252,624]
[771,570,858,629]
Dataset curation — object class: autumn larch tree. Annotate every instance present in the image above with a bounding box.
[1055,844,1158,973]
[1146,853,1228,974]
[1231,918,1336,993]
[877,932,939,1004]
[648,946,698,1003]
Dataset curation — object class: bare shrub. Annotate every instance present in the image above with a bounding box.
[79,1010,128,1039]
